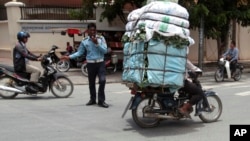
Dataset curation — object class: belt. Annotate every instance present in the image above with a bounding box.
[87,59,104,63]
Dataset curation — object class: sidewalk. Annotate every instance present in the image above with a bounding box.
[1,57,249,85]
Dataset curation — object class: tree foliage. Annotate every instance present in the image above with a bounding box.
[69,0,97,20]
[96,0,146,23]
[179,0,250,56]
[69,0,146,23]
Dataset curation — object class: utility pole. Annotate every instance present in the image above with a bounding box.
[198,15,204,69]
[195,0,204,70]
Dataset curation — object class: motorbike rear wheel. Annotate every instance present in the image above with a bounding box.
[81,63,88,77]
[51,76,74,98]
[199,95,222,123]
[132,98,162,128]
[56,60,70,72]
[0,77,18,99]
[214,69,224,82]
[233,68,242,81]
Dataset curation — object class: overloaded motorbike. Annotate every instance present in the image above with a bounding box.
[0,54,74,99]
[122,71,223,128]
[214,58,244,82]
[81,48,118,77]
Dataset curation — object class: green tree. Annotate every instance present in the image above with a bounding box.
[179,0,250,58]
[69,0,146,23]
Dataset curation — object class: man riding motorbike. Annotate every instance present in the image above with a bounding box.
[13,31,42,88]
[222,40,239,77]
[178,59,203,116]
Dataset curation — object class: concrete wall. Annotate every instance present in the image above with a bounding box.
[237,26,250,61]
[188,30,218,63]
[0,21,11,58]
[0,21,10,48]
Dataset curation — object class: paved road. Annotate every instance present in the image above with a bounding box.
[0,72,250,141]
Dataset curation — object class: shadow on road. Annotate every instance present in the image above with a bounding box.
[0,95,74,100]
[123,118,208,137]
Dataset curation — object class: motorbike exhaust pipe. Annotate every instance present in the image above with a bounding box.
[0,85,23,93]
[144,113,180,120]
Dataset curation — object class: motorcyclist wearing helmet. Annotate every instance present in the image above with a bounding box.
[13,31,42,85]
[178,59,203,117]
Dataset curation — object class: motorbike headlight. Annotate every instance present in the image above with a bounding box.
[218,61,225,65]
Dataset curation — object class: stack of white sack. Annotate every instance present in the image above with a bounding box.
[122,0,194,92]
[123,1,193,42]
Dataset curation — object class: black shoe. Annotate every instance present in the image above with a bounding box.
[30,81,43,88]
[86,100,96,106]
[98,102,109,108]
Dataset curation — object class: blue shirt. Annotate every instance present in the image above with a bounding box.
[223,47,239,62]
[69,35,108,60]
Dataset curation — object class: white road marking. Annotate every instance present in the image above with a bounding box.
[112,90,131,94]
[202,81,246,89]
[235,91,250,96]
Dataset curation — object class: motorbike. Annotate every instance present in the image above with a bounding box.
[0,54,74,99]
[214,58,244,82]
[81,48,118,77]
[46,45,85,72]
[56,50,86,72]
[47,45,60,67]
[122,71,223,128]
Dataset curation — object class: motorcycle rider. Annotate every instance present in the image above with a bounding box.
[13,31,42,87]
[66,42,73,54]
[222,40,239,77]
[178,59,203,117]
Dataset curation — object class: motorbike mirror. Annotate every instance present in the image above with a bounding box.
[52,45,59,49]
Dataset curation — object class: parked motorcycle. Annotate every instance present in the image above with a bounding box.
[122,71,222,128]
[214,58,244,82]
[81,48,118,77]
[0,54,74,99]
[56,51,86,72]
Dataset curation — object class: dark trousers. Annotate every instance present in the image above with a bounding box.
[87,62,106,103]
[230,60,237,74]
[182,80,203,105]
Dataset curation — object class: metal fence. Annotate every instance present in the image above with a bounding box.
[20,6,96,20]
[0,7,7,20]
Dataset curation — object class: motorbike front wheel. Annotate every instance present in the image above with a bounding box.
[56,60,70,72]
[81,63,88,77]
[132,98,162,128]
[199,95,223,123]
[0,77,19,99]
[214,69,224,82]
[51,76,74,98]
